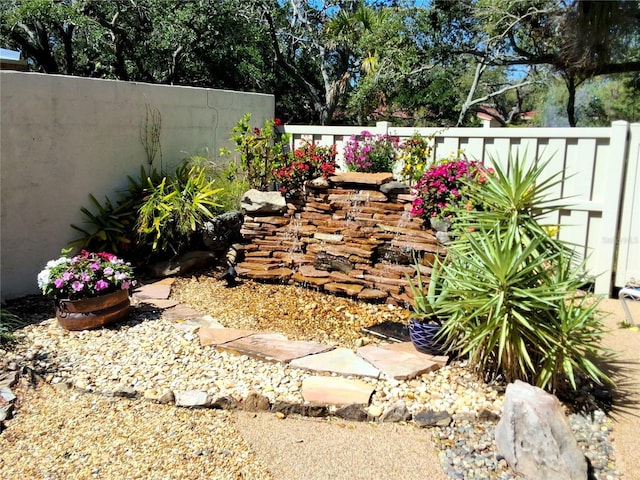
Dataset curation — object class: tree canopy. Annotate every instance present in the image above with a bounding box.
[1,0,638,126]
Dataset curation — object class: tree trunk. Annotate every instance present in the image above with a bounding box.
[565,75,577,127]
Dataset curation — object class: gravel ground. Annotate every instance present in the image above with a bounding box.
[0,273,623,479]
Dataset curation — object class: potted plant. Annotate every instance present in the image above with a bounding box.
[406,259,447,356]
[38,249,137,330]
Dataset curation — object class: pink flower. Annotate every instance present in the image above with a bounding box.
[90,262,100,271]
[95,279,109,291]
[54,278,65,288]
[103,267,114,276]
[72,281,85,292]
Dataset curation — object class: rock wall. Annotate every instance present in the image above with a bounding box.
[236,172,444,306]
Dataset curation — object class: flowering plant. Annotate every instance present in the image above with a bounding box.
[410,154,492,222]
[38,250,136,300]
[227,113,290,190]
[343,131,400,172]
[272,142,337,193]
[398,132,434,185]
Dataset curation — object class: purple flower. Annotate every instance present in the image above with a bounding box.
[80,272,91,282]
[54,278,65,288]
[63,271,74,281]
[90,262,101,271]
[95,279,109,291]
[72,281,85,292]
[103,267,114,276]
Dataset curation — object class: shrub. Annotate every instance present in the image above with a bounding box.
[272,141,337,193]
[228,113,289,190]
[0,308,27,345]
[410,154,490,222]
[71,158,224,264]
[136,162,223,256]
[343,131,399,172]
[429,153,612,394]
[398,132,434,185]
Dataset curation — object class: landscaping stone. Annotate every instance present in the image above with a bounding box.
[334,403,371,422]
[381,401,411,423]
[357,343,443,380]
[199,327,256,347]
[219,333,334,362]
[301,376,375,406]
[495,381,588,480]
[289,347,381,378]
[242,392,271,412]
[174,390,211,408]
[413,410,452,428]
[329,172,393,186]
[241,189,287,214]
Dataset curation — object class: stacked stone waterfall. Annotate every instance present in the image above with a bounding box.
[237,172,444,306]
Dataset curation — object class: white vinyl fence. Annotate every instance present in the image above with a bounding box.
[283,121,639,296]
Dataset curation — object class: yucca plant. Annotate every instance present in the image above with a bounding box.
[431,152,612,393]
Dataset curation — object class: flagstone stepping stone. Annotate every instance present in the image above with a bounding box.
[134,298,180,310]
[380,341,449,366]
[290,347,381,378]
[357,342,443,380]
[161,304,204,322]
[173,315,224,334]
[301,376,375,406]
[199,327,257,347]
[132,281,172,300]
[218,333,334,362]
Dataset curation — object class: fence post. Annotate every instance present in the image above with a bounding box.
[375,121,391,136]
[615,122,640,288]
[596,121,630,295]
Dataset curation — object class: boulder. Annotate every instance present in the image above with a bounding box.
[241,189,287,214]
[202,211,244,251]
[495,380,588,480]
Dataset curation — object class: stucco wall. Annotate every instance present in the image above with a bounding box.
[1,72,274,300]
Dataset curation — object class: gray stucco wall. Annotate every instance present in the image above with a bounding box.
[1,72,274,300]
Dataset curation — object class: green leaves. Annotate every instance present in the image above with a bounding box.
[430,152,612,394]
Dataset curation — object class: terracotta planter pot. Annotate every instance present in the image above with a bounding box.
[56,289,130,331]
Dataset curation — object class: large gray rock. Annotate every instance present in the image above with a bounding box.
[495,380,587,480]
[202,211,244,251]
[241,189,287,214]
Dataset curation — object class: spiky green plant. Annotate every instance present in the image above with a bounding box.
[431,153,612,393]
[1,308,27,345]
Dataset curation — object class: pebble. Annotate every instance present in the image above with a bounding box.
[2,302,621,480]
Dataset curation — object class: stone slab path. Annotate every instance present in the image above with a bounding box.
[133,281,449,407]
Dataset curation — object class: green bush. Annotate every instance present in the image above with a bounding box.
[1,308,27,345]
[71,158,225,263]
[136,161,222,257]
[228,113,289,190]
[428,153,612,394]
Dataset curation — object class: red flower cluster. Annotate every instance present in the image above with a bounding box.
[272,142,337,193]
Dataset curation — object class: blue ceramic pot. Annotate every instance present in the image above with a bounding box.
[408,317,446,355]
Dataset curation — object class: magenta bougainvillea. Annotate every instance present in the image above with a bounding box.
[410,157,492,221]
[343,131,400,173]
